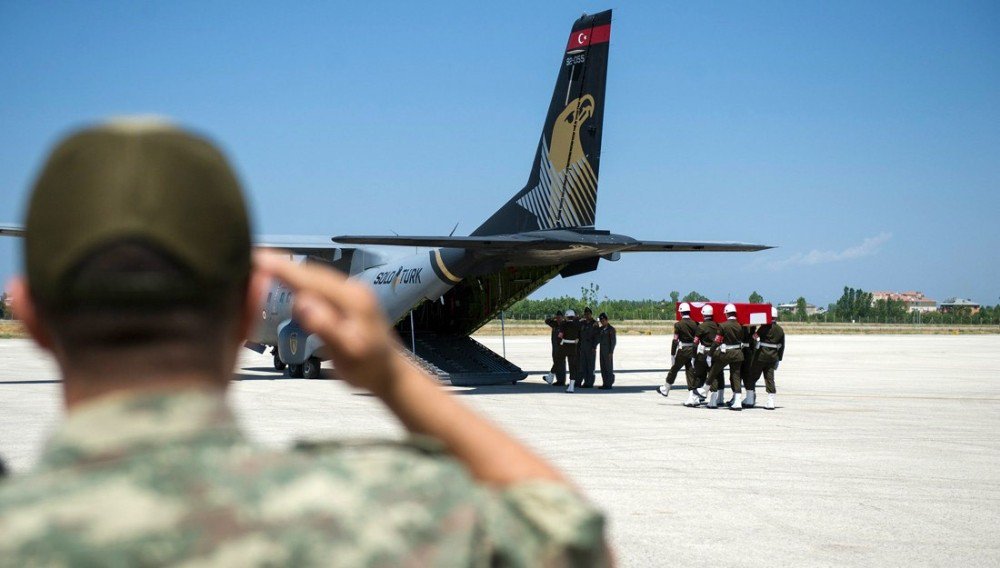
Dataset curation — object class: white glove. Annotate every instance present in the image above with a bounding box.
[774,361,780,370]
[670,356,676,367]
[707,356,713,367]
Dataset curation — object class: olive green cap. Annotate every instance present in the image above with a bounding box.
[25,118,252,308]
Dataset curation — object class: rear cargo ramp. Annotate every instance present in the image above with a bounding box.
[401,333,527,386]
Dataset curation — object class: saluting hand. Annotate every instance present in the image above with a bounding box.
[254,252,402,397]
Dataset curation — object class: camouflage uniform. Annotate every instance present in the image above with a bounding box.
[0,389,607,566]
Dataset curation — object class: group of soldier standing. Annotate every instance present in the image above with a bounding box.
[658,302,785,410]
[543,308,617,391]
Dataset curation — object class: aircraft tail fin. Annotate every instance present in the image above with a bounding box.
[473,10,612,236]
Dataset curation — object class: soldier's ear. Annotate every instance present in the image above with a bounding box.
[7,277,54,351]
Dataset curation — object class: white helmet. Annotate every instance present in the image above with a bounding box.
[724,303,737,314]
[771,306,778,318]
[565,309,576,317]
[701,305,714,316]
[679,302,691,313]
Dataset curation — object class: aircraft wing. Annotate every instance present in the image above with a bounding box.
[0,223,25,237]
[332,234,550,249]
[0,228,352,253]
[5,225,770,255]
[255,234,343,250]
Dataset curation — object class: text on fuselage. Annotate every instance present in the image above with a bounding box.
[373,266,423,286]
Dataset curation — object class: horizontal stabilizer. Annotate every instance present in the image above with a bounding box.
[621,241,772,252]
[334,232,771,253]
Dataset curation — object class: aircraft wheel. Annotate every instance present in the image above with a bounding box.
[273,354,286,371]
[303,357,321,380]
[288,364,304,378]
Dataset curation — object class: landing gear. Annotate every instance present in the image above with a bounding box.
[303,357,321,380]
[271,347,286,371]
[287,364,304,378]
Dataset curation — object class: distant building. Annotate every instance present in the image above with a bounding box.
[777,302,820,316]
[939,298,980,315]
[871,290,937,313]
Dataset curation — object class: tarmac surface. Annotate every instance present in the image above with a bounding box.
[1,334,998,567]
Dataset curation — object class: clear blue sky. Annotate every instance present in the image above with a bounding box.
[2,1,998,307]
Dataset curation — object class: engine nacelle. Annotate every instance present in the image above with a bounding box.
[276,319,324,365]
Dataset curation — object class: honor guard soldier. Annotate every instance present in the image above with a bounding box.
[578,307,600,388]
[658,302,697,402]
[748,307,786,410]
[543,310,565,385]
[739,323,757,407]
[597,313,616,389]
[707,304,746,410]
[559,309,583,392]
[692,305,719,406]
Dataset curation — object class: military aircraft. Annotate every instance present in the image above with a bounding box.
[2,9,769,384]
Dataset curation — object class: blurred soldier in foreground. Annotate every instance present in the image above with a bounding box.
[747,306,786,410]
[657,302,697,402]
[560,309,583,392]
[578,307,600,388]
[692,304,719,407]
[706,304,745,410]
[597,312,616,389]
[543,309,565,385]
[0,120,609,565]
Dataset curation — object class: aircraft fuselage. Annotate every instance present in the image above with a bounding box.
[253,246,463,352]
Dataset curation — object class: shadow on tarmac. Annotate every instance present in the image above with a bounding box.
[450,383,657,396]
[233,369,289,381]
[234,368,346,382]
[525,369,668,375]
[240,366,284,374]
[233,368,672,395]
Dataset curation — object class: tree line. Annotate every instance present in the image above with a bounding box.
[504,284,1000,325]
